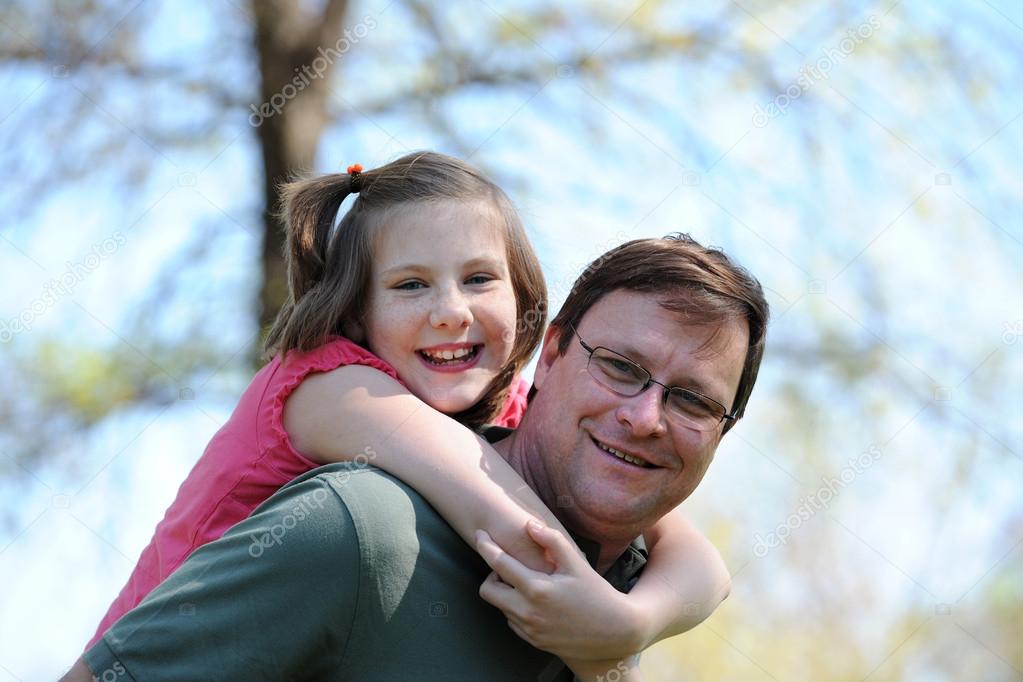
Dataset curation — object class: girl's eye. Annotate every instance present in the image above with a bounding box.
[395,281,426,291]
[465,274,494,285]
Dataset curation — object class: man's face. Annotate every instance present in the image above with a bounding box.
[529,289,749,540]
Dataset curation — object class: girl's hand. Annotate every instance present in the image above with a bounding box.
[475,521,651,661]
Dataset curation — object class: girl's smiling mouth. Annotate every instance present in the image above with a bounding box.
[417,343,482,369]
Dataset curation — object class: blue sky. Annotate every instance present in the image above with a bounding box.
[1,0,1022,678]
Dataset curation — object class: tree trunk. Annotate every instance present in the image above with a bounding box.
[250,0,350,363]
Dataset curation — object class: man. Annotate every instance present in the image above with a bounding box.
[64,234,768,681]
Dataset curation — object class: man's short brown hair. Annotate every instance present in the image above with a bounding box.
[548,234,769,433]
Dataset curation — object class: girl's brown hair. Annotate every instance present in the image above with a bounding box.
[263,151,547,428]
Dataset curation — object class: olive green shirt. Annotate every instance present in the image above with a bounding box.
[84,462,646,681]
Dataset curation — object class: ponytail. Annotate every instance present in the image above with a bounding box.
[263,171,363,359]
[280,172,358,300]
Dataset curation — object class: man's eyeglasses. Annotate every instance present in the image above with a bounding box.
[570,325,737,433]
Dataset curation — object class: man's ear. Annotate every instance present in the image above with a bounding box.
[532,325,564,390]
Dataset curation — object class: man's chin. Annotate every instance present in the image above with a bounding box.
[558,499,656,543]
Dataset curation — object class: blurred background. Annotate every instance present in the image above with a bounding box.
[1,0,1021,679]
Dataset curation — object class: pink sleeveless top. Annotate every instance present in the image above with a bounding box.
[88,336,529,647]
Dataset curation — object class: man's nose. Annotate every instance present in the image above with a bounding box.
[429,286,473,329]
[615,385,667,438]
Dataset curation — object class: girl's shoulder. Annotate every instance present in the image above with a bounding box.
[275,336,400,382]
[260,336,406,471]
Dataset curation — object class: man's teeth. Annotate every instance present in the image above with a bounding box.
[596,442,649,468]
[422,347,474,362]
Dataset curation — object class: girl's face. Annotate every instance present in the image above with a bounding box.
[361,199,518,415]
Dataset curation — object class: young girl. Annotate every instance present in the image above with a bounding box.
[87,152,730,675]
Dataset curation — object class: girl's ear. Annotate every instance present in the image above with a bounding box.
[532,325,564,391]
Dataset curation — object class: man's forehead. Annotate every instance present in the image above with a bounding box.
[575,291,748,399]
[578,291,737,345]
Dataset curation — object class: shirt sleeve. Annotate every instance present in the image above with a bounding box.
[83,475,362,681]
[492,374,530,428]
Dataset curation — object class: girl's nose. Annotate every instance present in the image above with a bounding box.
[429,287,473,329]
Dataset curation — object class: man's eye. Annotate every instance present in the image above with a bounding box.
[600,356,640,378]
[671,391,717,416]
[395,281,426,290]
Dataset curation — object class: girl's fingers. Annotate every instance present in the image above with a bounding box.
[478,572,523,617]
[506,617,544,651]
[525,521,587,573]
[474,529,542,589]
[478,572,511,605]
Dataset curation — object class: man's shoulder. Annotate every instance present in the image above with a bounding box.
[259,463,478,638]
[252,463,423,528]
[258,463,450,553]
[273,462,425,510]
[203,463,443,616]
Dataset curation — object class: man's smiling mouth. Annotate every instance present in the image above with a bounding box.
[592,437,654,468]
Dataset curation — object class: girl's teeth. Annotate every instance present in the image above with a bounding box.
[423,347,474,362]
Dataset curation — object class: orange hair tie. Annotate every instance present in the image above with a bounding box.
[347,163,364,192]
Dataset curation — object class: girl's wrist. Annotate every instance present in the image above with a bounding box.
[478,509,553,573]
[620,591,655,654]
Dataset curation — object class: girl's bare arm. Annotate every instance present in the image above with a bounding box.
[285,364,566,571]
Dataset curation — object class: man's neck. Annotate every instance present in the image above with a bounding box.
[490,428,634,574]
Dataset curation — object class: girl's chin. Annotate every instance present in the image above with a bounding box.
[421,389,488,415]
[404,367,499,414]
